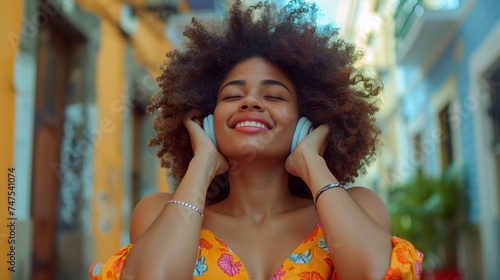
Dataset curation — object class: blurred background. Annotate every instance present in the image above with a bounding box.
[1,0,499,279]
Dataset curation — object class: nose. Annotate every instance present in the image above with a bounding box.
[239,96,264,112]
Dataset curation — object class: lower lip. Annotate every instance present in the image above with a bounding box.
[234,127,269,133]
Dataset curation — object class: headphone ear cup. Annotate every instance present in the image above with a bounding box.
[203,114,218,149]
[291,117,313,153]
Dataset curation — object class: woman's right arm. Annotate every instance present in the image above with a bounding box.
[121,112,228,279]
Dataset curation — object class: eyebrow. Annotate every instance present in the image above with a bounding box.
[219,80,246,93]
[219,79,292,95]
[261,80,291,94]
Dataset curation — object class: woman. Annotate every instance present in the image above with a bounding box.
[90,1,423,279]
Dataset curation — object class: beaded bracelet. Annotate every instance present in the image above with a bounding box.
[314,182,346,210]
[166,200,204,220]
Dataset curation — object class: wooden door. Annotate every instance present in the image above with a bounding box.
[31,23,69,280]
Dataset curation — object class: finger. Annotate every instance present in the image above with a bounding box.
[298,123,329,155]
[192,109,203,118]
[183,109,205,128]
[315,124,330,155]
[191,109,204,126]
[313,123,329,135]
[183,109,202,122]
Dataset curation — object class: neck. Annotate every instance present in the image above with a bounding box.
[223,158,296,223]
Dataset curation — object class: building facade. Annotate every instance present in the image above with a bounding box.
[4,0,499,279]
[0,0,203,279]
[360,0,500,278]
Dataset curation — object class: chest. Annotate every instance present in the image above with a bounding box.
[196,221,333,280]
[227,226,311,279]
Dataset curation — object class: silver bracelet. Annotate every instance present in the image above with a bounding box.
[166,200,204,220]
[314,183,346,210]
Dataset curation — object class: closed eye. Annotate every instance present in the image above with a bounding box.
[222,95,242,101]
[265,96,285,101]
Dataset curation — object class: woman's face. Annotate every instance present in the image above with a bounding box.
[213,57,299,161]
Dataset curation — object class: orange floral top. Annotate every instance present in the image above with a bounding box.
[89,224,423,280]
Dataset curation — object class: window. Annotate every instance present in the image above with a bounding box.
[439,104,453,171]
[413,132,423,173]
[487,63,500,217]
[488,65,500,149]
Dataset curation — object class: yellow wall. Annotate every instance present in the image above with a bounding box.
[1,0,183,268]
[130,13,174,77]
[0,0,23,279]
[92,19,127,261]
[78,0,176,260]
[157,166,171,193]
[0,0,179,275]
[179,0,192,12]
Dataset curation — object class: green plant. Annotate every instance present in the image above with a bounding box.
[387,162,468,270]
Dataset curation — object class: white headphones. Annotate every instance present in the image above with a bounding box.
[202,114,218,149]
[203,114,313,153]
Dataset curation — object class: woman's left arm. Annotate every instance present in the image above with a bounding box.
[286,124,392,280]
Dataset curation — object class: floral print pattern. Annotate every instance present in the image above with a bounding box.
[217,253,242,276]
[111,259,124,274]
[317,237,329,253]
[194,256,208,276]
[298,271,325,280]
[302,227,319,243]
[270,265,286,280]
[289,249,312,264]
[383,237,424,280]
[199,238,213,250]
[89,224,423,280]
[88,244,133,280]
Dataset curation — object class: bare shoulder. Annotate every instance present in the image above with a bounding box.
[129,192,173,243]
[347,186,391,232]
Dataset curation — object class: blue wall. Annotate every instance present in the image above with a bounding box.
[402,0,500,222]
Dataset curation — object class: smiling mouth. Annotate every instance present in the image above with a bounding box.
[234,121,269,130]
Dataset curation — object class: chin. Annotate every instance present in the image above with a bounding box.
[220,143,290,164]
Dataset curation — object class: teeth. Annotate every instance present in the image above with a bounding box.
[235,121,268,129]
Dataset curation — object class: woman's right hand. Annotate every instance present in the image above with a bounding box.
[183,109,229,177]
[122,110,226,280]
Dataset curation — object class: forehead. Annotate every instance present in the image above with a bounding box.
[220,57,295,89]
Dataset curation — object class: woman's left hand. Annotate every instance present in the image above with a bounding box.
[285,123,330,179]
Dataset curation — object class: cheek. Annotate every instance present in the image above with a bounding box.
[213,109,227,138]
[213,103,228,126]
[274,107,299,131]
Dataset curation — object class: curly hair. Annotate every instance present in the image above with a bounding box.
[147,0,382,202]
